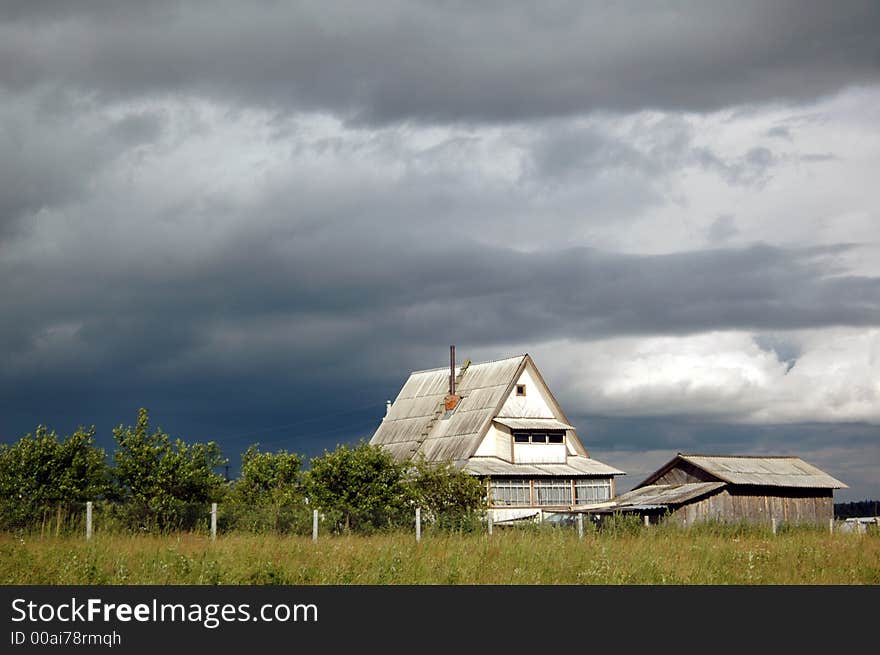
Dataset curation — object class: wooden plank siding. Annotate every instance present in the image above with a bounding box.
[652,461,718,485]
[665,487,834,527]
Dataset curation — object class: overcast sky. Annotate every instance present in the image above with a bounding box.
[2,1,878,501]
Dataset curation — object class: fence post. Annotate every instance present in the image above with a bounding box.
[771,517,777,535]
[210,502,217,541]
[487,511,493,536]
[829,518,834,535]
[312,509,319,543]
[577,513,584,540]
[415,507,421,543]
[644,514,650,527]
[86,501,93,541]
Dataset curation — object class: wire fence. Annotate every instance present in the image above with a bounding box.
[1,501,873,539]
[0,500,486,538]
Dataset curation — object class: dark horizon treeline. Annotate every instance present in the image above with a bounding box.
[834,500,880,519]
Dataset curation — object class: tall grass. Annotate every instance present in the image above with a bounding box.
[1,524,878,584]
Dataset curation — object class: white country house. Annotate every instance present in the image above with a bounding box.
[369,348,624,522]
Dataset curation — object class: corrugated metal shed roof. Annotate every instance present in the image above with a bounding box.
[679,454,848,489]
[493,417,575,431]
[463,456,624,477]
[611,482,726,509]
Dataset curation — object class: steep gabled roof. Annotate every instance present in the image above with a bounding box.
[638,453,848,489]
[370,355,527,464]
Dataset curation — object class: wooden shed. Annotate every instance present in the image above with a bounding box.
[605,453,847,527]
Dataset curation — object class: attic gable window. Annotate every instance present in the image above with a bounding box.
[516,384,526,396]
[512,431,564,444]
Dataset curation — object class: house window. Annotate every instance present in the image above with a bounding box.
[534,479,572,506]
[516,384,526,396]
[511,431,565,444]
[575,479,612,505]
[490,479,531,506]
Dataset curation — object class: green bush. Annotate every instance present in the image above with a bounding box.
[0,426,109,532]
[408,458,486,533]
[305,441,413,534]
[109,408,226,532]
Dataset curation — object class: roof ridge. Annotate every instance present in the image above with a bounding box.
[409,353,526,374]
[680,453,800,460]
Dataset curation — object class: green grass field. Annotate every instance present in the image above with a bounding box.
[2,526,879,584]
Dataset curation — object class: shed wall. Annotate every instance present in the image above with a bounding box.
[666,487,834,527]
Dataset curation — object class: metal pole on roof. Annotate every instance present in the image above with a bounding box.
[450,345,456,395]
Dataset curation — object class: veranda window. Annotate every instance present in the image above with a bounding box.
[533,479,572,506]
[490,479,531,506]
[575,479,612,504]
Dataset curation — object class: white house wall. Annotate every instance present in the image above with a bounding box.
[498,366,556,419]
[473,423,513,461]
[474,362,582,464]
[513,442,567,464]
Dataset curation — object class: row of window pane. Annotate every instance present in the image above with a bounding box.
[489,478,612,506]
[575,480,612,504]
[534,479,571,505]
[512,431,564,444]
[490,479,531,506]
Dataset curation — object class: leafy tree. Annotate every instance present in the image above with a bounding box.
[409,457,486,530]
[111,408,226,531]
[305,441,413,533]
[224,444,308,533]
[0,425,109,530]
[231,444,304,505]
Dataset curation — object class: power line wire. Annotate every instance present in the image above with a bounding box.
[209,401,384,443]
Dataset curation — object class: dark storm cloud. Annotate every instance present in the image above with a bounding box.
[706,214,739,243]
[1,1,878,124]
[578,415,879,457]
[3,232,878,496]
[525,119,785,190]
[0,94,165,235]
[3,236,879,394]
[766,126,793,140]
[582,417,879,499]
